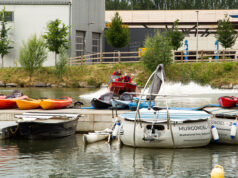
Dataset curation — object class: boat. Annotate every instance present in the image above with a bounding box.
[128,100,155,111]
[0,90,28,109]
[108,75,137,96]
[0,95,28,109]
[218,96,237,108]
[16,98,41,110]
[203,106,238,144]
[83,129,112,144]
[111,92,134,109]
[118,108,211,148]
[40,96,72,110]
[115,64,211,148]
[0,121,19,139]
[91,92,113,109]
[14,112,80,139]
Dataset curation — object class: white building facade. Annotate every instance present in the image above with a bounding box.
[0,0,105,67]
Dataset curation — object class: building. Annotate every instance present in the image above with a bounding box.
[105,10,238,53]
[0,0,105,67]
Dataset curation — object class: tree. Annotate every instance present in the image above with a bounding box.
[105,12,129,49]
[54,47,68,81]
[19,34,47,82]
[142,31,173,72]
[43,19,69,66]
[166,20,184,50]
[216,14,237,50]
[0,7,13,68]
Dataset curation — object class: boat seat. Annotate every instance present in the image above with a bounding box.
[153,106,164,111]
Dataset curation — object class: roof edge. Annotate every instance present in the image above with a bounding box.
[0,0,71,5]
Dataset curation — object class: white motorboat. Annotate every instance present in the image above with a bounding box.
[119,108,211,148]
[115,64,211,148]
[203,106,238,144]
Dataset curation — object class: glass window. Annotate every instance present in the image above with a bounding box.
[92,33,100,53]
[75,30,85,56]
[0,12,14,21]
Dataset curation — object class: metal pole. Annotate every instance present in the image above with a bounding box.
[196,11,199,62]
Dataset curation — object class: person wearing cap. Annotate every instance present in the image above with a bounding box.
[122,73,132,83]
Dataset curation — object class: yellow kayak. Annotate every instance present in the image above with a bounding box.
[16,98,41,110]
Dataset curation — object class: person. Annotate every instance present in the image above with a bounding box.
[115,76,123,82]
[112,69,121,76]
[122,73,132,83]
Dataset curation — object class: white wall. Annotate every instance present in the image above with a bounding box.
[0,5,69,67]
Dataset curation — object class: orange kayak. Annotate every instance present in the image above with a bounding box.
[40,96,72,110]
[16,98,41,110]
[0,95,28,109]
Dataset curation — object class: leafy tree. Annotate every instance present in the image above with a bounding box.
[54,47,68,81]
[166,20,184,50]
[0,7,13,68]
[142,31,173,72]
[216,14,237,50]
[43,19,69,66]
[105,12,129,49]
[19,34,47,82]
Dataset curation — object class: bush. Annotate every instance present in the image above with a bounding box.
[54,47,68,81]
[142,31,173,72]
[19,34,47,82]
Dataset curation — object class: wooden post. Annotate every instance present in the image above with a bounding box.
[100,52,103,64]
[81,55,83,65]
[118,51,121,63]
[201,50,203,61]
[223,50,225,60]
[181,51,183,63]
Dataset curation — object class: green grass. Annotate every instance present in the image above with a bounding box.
[0,62,237,88]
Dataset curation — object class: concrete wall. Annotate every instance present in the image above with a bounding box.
[0,5,70,67]
[0,0,105,67]
[71,0,105,56]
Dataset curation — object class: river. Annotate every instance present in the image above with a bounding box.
[0,82,238,177]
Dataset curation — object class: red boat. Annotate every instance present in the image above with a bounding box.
[218,96,237,108]
[0,95,28,109]
[108,75,137,96]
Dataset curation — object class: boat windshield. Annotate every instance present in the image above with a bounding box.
[111,75,121,82]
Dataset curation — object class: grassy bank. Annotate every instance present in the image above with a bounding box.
[0,62,237,88]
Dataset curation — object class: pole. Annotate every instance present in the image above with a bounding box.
[196,11,199,62]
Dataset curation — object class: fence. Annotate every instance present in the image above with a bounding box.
[68,51,140,65]
[68,50,238,65]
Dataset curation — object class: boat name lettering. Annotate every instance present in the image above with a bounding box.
[178,125,207,131]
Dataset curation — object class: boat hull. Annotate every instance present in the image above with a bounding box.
[119,109,211,148]
[16,99,41,110]
[211,116,238,144]
[0,95,28,109]
[218,96,237,108]
[40,97,72,110]
[119,118,211,148]
[17,118,78,139]
[108,82,137,96]
[91,98,112,109]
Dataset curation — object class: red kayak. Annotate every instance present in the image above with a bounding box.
[0,95,28,109]
[218,96,237,108]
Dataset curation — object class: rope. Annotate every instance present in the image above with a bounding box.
[10,125,19,135]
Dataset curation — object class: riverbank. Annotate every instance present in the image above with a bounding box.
[0,62,238,89]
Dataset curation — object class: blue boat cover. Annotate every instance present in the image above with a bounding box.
[120,109,210,122]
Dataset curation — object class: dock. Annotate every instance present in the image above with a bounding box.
[0,109,128,133]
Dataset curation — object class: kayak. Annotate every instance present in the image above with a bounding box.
[218,96,237,108]
[0,95,28,109]
[40,96,72,110]
[16,98,41,110]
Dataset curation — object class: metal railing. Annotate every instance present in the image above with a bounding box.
[68,50,238,65]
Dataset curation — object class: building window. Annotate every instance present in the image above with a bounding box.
[92,33,100,53]
[0,12,14,21]
[75,31,85,56]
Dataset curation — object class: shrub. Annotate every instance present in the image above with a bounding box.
[19,34,47,82]
[54,47,68,81]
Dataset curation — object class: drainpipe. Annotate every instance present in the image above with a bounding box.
[68,1,72,59]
